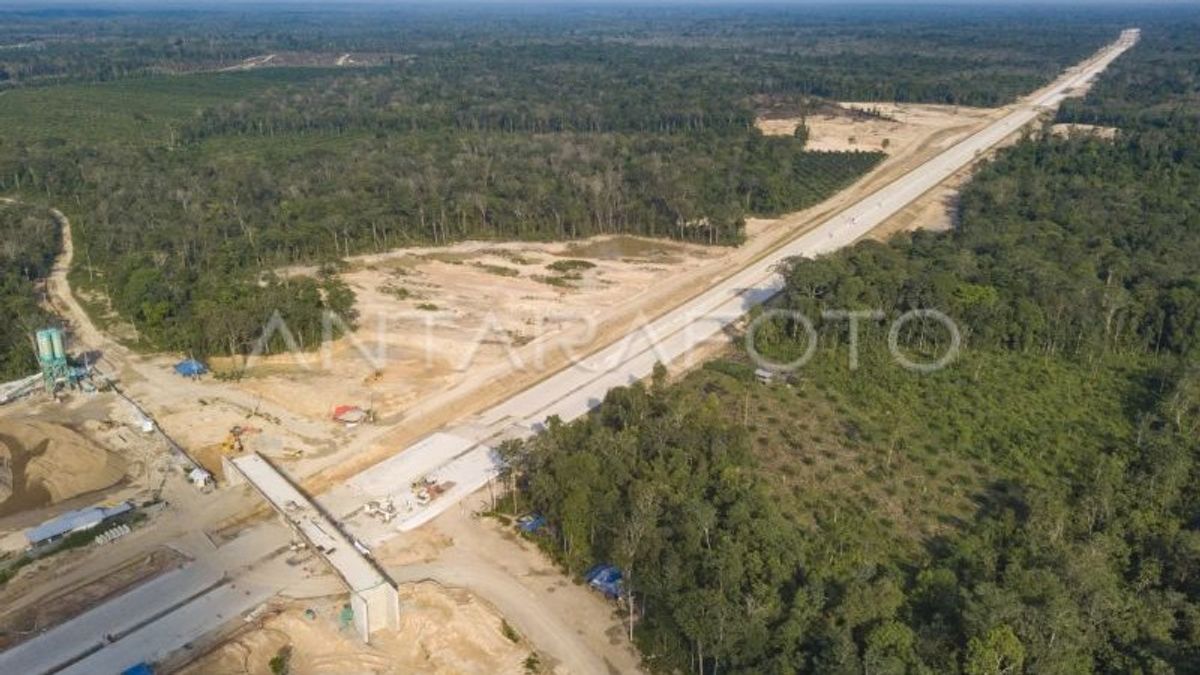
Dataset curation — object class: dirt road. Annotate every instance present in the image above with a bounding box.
[391,506,643,675]
[43,209,121,364]
[40,209,333,444]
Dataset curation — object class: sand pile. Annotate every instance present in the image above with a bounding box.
[0,420,127,514]
[384,582,530,674]
[180,583,530,675]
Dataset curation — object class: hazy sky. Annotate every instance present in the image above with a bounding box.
[1,0,1195,6]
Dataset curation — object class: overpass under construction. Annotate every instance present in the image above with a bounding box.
[225,453,400,642]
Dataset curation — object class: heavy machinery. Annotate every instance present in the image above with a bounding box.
[412,476,456,506]
[218,425,261,456]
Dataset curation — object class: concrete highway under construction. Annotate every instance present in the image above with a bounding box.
[0,28,1139,675]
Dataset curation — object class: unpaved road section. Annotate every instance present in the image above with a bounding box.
[38,208,338,470]
[391,506,643,675]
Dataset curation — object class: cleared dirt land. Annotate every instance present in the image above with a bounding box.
[1049,122,1118,139]
[176,583,533,675]
[180,497,642,675]
[214,237,721,422]
[756,101,996,153]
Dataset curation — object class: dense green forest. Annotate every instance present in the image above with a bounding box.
[0,6,1120,360]
[0,202,57,379]
[1,5,1118,102]
[502,22,1200,674]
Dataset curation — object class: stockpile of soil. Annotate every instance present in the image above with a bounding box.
[0,420,127,517]
[179,584,529,675]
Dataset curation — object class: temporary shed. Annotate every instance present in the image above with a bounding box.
[189,466,213,488]
[25,501,134,547]
[332,405,369,424]
[173,359,208,377]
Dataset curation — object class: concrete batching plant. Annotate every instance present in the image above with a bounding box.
[35,327,86,393]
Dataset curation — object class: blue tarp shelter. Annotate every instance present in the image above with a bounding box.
[122,664,154,675]
[584,563,623,599]
[173,359,208,377]
[517,513,546,534]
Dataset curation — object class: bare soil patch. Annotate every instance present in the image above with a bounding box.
[177,584,531,675]
[0,420,127,517]
[757,101,994,154]
[213,236,720,424]
[370,525,452,567]
[1048,123,1118,140]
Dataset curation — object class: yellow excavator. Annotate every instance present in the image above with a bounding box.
[218,425,261,456]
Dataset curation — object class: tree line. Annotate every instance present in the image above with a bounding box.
[0,202,57,379]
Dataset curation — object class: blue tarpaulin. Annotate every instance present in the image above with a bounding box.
[584,563,623,599]
[173,359,207,377]
[122,664,154,675]
[517,513,546,533]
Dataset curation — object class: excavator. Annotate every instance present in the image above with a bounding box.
[218,425,261,456]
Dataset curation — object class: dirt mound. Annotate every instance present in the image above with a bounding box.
[179,583,529,675]
[0,420,127,516]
